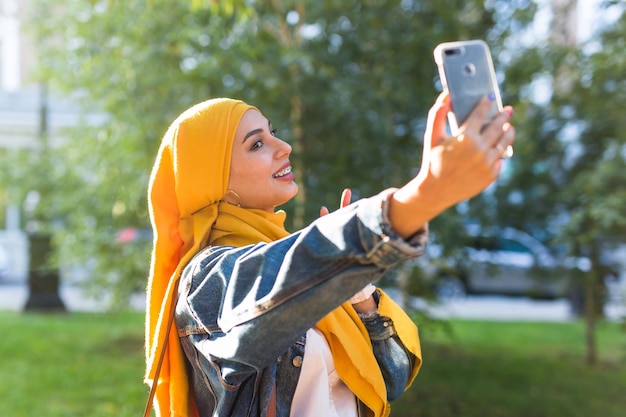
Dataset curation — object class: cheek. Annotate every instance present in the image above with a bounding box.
[227,164,242,191]
[229,160,261,191]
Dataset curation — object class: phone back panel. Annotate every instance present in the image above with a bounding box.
[434,40,502,134]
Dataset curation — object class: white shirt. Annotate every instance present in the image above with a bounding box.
[290,328,358,417]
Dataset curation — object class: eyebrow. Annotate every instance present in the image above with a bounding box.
[242,120,272,143]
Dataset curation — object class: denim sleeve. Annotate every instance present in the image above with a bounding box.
[176,188,427,385]
[358,303,415,401]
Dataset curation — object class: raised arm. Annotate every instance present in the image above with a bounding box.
[389,93,515,239]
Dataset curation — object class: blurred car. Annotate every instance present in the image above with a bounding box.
[420,227,591,302]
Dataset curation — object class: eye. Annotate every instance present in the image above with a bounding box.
[250,139,264,151]
[270,128,277,137]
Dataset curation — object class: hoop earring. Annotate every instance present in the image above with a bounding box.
[220,189,242,207]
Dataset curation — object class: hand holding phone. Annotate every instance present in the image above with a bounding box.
[434,40,512,158]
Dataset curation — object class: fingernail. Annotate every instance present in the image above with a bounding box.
[488,92,496,102]
[505,107,514,117]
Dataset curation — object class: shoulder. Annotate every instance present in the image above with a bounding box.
[181,245,237,290]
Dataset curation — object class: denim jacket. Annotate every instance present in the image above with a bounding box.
[175,189,428,416]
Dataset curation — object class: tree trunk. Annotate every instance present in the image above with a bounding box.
[271,1,307,229]
[584,268,597,366]
[396,262,411,311]
[290,94,306,230]
[584,244,604,366]
[24,234,66,312]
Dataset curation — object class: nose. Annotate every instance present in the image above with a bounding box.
[274,137,292,159]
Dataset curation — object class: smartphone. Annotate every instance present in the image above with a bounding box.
[434,40,503,135]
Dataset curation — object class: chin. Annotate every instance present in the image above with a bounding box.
[278,185,299,206]
[289,183,299,198]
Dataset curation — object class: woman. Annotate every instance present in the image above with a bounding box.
[145,93,515,417]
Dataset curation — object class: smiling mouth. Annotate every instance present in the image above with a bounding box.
[273,165,292,178]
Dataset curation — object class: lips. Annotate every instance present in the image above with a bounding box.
[273,164,292,178]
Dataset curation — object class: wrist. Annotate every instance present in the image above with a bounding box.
[349,284,377,304]
[390,179,446,239]
[351,284,378,315]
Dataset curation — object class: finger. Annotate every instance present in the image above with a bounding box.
[499,123,516,155]
[490,123,516,162]
[462,94,497,134]
[340,188,352,208]
[501,145,514,159]
[320,206,329,217]
[482,106,514,147]
[424,92,451,151]
[493,143,512,160]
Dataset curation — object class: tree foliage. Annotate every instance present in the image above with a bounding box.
[5,0,539,306]
[480,4,626,361]
[557,6,626,363]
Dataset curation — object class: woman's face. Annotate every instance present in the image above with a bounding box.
[227,109,298,212]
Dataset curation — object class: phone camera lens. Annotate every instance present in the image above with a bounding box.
[462,63,476,76]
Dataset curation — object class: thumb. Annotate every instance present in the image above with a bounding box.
[423,92,450,153]
[340,188,352,208]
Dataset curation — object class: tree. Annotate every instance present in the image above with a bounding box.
[557,5,626,364]
[474,1,625,365]
[7,0,534,307]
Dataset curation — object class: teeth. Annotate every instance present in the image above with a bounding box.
[273,166,292,178]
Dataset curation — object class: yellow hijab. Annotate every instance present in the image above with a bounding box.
[145,98,422,417]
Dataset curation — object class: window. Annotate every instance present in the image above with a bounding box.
[0,0,21,92]
[499,238,533,255]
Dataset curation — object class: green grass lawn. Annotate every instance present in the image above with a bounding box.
[0,311,146,417]
[0,311,624,417]
[393,319,626,417]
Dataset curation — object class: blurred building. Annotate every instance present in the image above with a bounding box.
[0,0,76,281]
[1,0,32,281]
[1,0,39,150]
[1,0,106,283]
[551,0,578,46]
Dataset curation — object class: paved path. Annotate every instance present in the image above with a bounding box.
[385,287,625,322]
[0,281,145,312]
[2,281,624,321]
